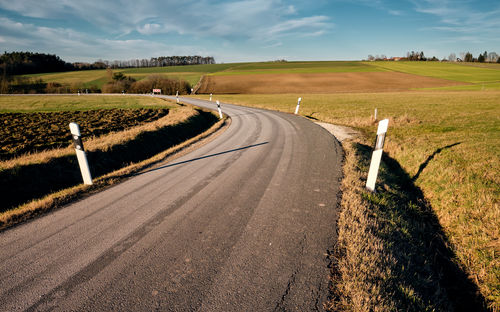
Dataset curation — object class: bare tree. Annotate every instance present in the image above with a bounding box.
[487,52,498,62]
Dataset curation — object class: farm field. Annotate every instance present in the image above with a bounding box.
[366,61,500,83]
[25,63,242,89]
[192,61,500,309]
[197,72,466,94]
[22,60,500,93]
[0,109,169,160]
[0,94,175,112]
[209,61,383,75]
[196,60,500,94]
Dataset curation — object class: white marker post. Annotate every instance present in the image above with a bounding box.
[294,97,302,115]
[366,119,389,192]
[69,122,93,185]
[374,108,378,121]
[210,93,212,101]
[216,100,223,119]
[176,90,179,103]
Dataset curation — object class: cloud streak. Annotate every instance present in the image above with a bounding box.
[0,0,334,61]
[412,0,500,36]
[0,0,332,39]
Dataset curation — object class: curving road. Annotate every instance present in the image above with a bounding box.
[0,97,342,311]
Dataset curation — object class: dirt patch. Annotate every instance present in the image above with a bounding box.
[197,72,468,94]
[314,122,360,142]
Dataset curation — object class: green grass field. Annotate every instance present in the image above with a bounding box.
[0,95,174,112]
[210,61,384,76]
[24,63,244,89]
[367,61,500,84]
[23,60,500,91]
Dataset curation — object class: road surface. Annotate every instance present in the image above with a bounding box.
[0,97,343,311]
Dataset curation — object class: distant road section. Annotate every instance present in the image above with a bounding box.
[0,96,342,311]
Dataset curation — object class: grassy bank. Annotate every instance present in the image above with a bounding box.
[195,91,500,310]
[328,137,487,311]
[0,96,225,230]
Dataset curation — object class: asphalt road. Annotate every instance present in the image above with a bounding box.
[0,97,343,311]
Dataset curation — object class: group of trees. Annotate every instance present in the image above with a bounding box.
[460,51,499,63]
[366,52,435,61]
[101,70,191,95]
[92,56,215,69]
[368,50,500,63]
[0,52,73,76]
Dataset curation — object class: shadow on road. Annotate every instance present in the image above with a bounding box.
[138,142,269,175]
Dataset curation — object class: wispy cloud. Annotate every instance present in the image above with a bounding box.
[0,0,332,40]
[0,17,207,61]
[412,0,500,38]
[267,16,331,37]
[0,0,334,61]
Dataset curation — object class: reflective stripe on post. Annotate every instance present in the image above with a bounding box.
[69,122,93,185]
[216,100,223,119]
[366,119,389,192]
[294,97,302,115]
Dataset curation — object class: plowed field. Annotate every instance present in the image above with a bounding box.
[197,72,467,94]
[0,108,169,160]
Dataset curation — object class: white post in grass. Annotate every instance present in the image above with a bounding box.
[216,100,223,119]
[374,108,378,121]
[176,90,179,103]
[210,93,212,101]
[366,119,389,192]
[294,97,302,115]
[69,122,93,185]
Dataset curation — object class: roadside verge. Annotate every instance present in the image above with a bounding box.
[323,131,488,311]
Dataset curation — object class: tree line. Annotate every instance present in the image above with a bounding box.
[367,51,500,63]
[100,56,216,69]
[0,51,216,76]
[0,52,73,76]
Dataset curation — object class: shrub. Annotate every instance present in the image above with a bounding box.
[130,75,191,95]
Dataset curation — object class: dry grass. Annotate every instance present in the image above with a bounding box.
[197,72,466,94]
[328,138,488,311]
[0,103,228,230]
[195,91,500,310]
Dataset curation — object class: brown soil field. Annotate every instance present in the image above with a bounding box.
[197,72,468,94]
[0,109,169,160]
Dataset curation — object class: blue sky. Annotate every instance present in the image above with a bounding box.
[0,0,499,63]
